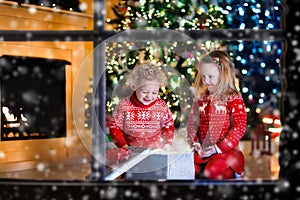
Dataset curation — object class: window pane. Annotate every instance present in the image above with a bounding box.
[105,0,283,30]
[102,36,281,180]
[220,0,282,29]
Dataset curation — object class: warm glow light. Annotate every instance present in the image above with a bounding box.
[21,114,27,122]
[2,106,29,128]
[274,119,281,125]
[274,136,280,142]
[262,117,273,124]
[2,106,17,121]
[255,108,261,114]
[268,127,282,133]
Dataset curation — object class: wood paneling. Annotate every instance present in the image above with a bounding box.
[0,1,94,172]
[0,1,93,30]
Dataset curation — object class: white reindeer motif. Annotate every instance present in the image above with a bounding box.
[214,104,226,114]
[199,103,207,113]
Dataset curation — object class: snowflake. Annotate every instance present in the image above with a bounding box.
[294,47,300,61]
[137,111,150,120]
[152,111,162,120]
[126,111,135,120]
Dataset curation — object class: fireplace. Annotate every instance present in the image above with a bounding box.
[0,2,93,172]
[0,55,70,141]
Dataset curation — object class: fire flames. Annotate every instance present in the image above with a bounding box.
[2,106,29,128]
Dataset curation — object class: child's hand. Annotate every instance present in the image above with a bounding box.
[106,147,131,165]
[193,143,216,158]
[192,142,202,152]
[198,145,217,158]
[193,142,203,156]
[121,144,129,150]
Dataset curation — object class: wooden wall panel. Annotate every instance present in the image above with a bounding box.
[0,1,93,30]
[0,1,94,173]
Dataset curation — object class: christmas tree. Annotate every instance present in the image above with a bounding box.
[107,0,226,30]
[105,0,226,128]
[105,0,283,136]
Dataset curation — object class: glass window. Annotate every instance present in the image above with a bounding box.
[0,1,298,199]
[105,0,282,30]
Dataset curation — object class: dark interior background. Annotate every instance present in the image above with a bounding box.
[0,55,68,140]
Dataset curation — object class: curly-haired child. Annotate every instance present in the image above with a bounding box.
[107,63,175,164]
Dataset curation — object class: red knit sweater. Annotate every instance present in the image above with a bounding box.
[187,93,247,153]
[109,92,174,149]
[187,93,247,175]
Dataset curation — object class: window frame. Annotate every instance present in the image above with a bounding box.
[0,0,297,199]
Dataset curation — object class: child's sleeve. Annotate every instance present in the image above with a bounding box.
[216,95,247,152]
[162,107,175,145]
[109,104,128,148]
[187,101,200,146]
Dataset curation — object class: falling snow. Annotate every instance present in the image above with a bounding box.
[0,0,299,199]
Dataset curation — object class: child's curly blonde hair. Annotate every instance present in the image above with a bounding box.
[126,63,167,90]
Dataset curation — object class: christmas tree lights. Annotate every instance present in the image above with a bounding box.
[105,0,283,136]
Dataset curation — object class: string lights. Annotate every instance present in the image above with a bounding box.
[104,0,282,137]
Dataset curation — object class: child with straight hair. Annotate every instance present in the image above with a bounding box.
[187,49,247,179]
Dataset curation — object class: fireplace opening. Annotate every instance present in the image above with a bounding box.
[0,55,70,141]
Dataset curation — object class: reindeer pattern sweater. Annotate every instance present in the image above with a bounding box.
[187,93,247,153]
[109,93,174,149]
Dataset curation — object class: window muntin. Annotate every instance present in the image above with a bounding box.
[0,0,285,182]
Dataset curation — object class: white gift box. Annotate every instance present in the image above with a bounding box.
[126,152,195,180]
